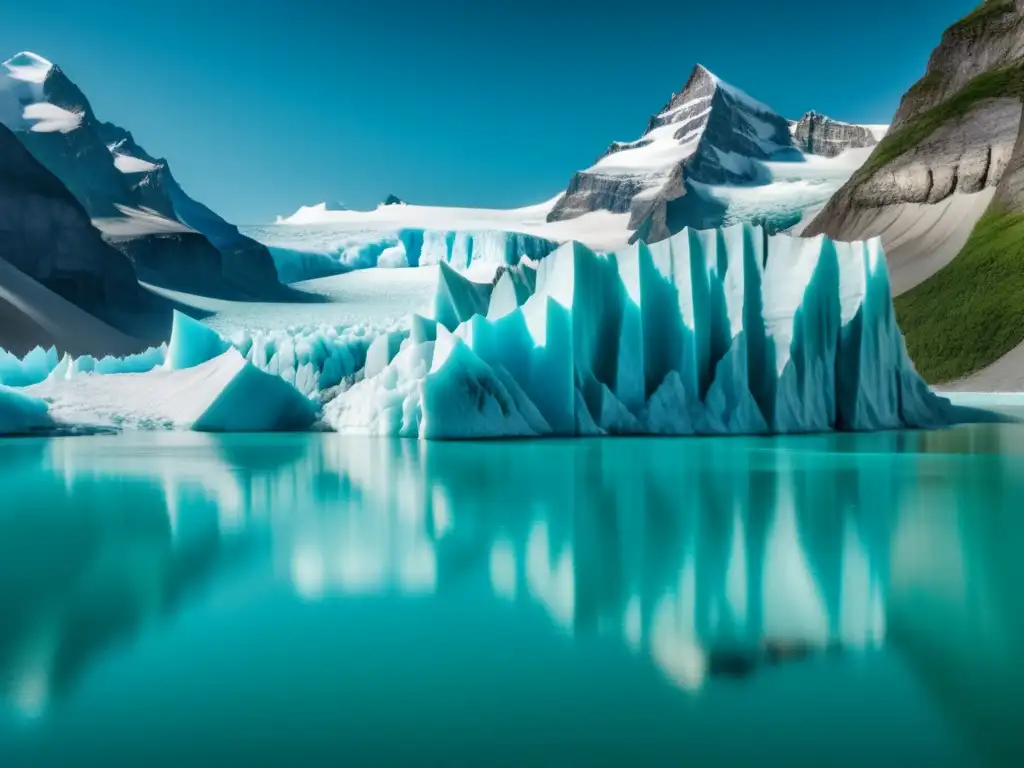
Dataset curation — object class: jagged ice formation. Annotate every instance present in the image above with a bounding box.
[326,225,968,438]
[0,226,982,437]
[260,225,559,283]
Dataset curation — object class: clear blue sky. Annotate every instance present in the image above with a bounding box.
[0,0,980,224]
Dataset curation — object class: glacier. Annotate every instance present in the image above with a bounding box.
[247,224,560,284]
[0,225,994,438]
[325,224,976,438]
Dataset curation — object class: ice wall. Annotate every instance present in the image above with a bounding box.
[325,224,968,438]
[259,227,559,283]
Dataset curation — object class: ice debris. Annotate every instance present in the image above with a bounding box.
[0,314,379,399]
[0,384,52,435]
[26,347,319,432]
[324,224,966,438]
[1,312,326,434]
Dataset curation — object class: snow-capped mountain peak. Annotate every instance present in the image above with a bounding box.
[3,52,53,83]
[0,51,82,134]
[547,62,798,241]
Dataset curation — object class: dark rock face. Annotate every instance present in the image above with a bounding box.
[105,231,224,292]
[0,122,151,327]
[15,66,138,219]
[552,172,647,218]
[6,59,293,301]
[792,111,878,158]
[94,122,289,299]
[382,194,405,206]
[547,64,800,242]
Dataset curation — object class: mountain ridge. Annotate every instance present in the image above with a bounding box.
[544,64,882,244]
[1,51,304,303]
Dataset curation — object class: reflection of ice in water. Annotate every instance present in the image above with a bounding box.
[840,514,884,649]
[34,437,897,706]
[432,486,453,538]
[650,596,708,692]
[762,479,829,646]
[650,546,707,692]
[526,520,575,630]
[725,507,748,636]
[273,441,438,598]
[291,548,326,600]
[272,442,893,694]
[623,596,642,653]
[489,539,517,600]
[285,503,436,598]
[5,611,59,719]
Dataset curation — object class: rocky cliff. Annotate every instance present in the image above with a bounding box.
[804,0,1024,384]
[94,122,292,299]
[1,52,298,302]
[791,111,878,157]
[0,122,164,355]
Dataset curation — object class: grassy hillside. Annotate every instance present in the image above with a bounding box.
[860,1,1024,383]
[857,64,1024,183]
[895,207,1024,382]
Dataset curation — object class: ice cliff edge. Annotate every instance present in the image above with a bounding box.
[325,224,991,438]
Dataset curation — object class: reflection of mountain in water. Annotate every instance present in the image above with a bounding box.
[0,427,1022,761]
[0,435,285,717]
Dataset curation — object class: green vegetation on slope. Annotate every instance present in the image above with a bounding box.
[895,207,1024,382]
[853,0,1024,384]
[857,64,1024,182]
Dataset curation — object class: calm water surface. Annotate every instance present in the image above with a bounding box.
[0,424,1022,767]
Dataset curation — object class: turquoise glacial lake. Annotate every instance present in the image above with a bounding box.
[0,425,1022,766]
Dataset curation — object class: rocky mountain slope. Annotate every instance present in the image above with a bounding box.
[791,111,880,157]
[545,65,881,243]
[0,122,168,356]
[804,0,1024,384]
[93,121,290,298]
[0,52,299,302]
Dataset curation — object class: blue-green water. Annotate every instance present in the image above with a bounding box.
[1,425,1023,767]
